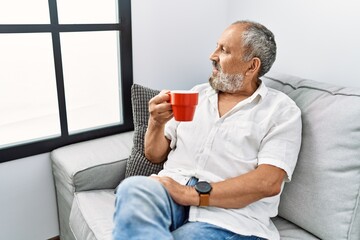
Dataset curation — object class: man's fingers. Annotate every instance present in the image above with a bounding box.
[151,91,170,104]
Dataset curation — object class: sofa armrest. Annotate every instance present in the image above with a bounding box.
[51,131,134,192]
[51,131,134,240]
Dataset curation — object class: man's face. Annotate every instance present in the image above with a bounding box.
[209,24,248,93]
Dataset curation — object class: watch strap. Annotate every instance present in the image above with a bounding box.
[199,193,210,206]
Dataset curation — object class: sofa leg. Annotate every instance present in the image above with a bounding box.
[47,236,60,240]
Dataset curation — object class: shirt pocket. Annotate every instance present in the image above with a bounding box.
[176,120,207,154]
[217,121,262,160]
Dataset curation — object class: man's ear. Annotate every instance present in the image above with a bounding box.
[245,57,261,76]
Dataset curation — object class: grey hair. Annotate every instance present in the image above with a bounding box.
[232,20,277,77]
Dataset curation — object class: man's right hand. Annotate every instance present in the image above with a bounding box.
[148,90,173,127]
[144,90,173,163]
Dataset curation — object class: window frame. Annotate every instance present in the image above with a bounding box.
[0,0,133,163]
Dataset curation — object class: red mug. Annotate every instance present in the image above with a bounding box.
[168,91,199,121]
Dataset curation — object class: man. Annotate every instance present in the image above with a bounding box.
[113,20,302,240]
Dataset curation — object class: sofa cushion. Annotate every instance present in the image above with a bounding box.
[263,72,360,240]
[70,190,115,240]
[74,159,127,192]
[125,84,164,177]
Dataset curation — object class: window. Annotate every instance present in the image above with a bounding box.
[0,0,133,163]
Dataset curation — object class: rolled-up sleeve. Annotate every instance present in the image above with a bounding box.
[164,119,180,149]
[258,104,302,181]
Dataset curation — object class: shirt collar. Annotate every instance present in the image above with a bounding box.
[248,79,268,104]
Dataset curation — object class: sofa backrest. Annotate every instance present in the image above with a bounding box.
[263,72,360,240]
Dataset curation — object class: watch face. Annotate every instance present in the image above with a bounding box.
[195,181,212,194]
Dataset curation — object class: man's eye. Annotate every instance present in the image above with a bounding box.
[221,48,227,53]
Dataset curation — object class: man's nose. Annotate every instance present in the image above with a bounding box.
[209,49,219,61]
[209,47,219,61]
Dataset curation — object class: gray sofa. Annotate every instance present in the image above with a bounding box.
[51,72,360,240]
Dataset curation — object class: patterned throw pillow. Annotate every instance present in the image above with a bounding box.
[125,84,164,177]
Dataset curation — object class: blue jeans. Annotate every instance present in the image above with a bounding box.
[113,176,265,240]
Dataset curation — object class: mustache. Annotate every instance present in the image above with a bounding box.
[212,60,218,69]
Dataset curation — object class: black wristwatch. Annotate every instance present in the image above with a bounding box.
[194,181,212,206]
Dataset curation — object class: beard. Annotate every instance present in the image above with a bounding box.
[209,62,244,93]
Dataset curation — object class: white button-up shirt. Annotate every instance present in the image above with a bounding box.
[159,81,302,239]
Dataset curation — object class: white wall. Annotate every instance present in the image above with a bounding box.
[226,0,360,88]
[131,0,229,90]
[0,153,59,240]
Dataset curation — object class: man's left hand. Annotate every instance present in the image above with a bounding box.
[149,176,197,206]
